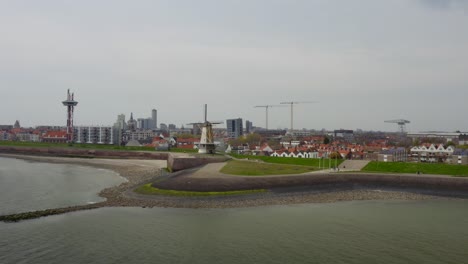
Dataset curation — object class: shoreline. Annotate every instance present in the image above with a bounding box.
[1,154,467,222]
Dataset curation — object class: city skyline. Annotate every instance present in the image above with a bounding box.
[1,0,467,132]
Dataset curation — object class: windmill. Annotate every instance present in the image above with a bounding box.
[385,119,410,133]
[254,105,287,130]
[188,104,223,154]
[280,101,317,132]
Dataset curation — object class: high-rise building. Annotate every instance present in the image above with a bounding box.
[168,124,176,130]
[152,109,157,129]
[114,114,126,130]
[137,118,153,130]
[245,120,253,134]
[113,114,126,145]
[226,118,243,139]
[160,123,168,131]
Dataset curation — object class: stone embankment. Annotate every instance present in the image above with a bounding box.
[0,145,168,160]
[0,146,229,172]
[153,171,468,193]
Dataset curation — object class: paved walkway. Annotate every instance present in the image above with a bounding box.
[189,162,229,178]
[338,160,370,171]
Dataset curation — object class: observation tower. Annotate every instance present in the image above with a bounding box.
[62,89,78,143]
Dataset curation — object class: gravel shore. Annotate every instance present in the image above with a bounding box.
[0,154,466,222]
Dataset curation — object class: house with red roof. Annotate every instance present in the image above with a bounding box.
[175,138,200,150]
[41,131,67,143]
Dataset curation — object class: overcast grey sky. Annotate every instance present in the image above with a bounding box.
[1,0,467,132]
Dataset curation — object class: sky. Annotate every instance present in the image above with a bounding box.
[0,0,467,132]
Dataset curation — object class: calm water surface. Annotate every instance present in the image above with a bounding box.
[1,158,468,264]
[0,157,126,214]
[1,201,468,264]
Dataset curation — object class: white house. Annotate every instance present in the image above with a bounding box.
[410,144,455,163]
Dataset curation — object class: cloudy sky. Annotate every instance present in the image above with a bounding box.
[1,0,467,132]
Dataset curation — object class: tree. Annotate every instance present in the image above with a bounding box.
[244,133,263,145]
[329,151,343,159]
[228,138,244,146]
[323,136,330,145]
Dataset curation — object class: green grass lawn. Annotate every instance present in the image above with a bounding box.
[230,153,343,168]
[135,183,266,196]
[168,148,199,153]
[220,160,317,176]
[362,161,468,176]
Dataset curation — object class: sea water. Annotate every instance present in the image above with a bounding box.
[0,157,126,215]
[1,157,468,264]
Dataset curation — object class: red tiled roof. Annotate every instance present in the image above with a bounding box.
[177,138,199,143]
[10,128,24,134]
[43,131,67,138]
[178,145,195,149]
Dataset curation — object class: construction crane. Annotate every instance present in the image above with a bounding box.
[254,105,287,130]
[280,101,317,132]
[384,119,410,133]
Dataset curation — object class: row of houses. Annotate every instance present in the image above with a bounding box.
[377,144,468,164]
[226,142,366,160]
[1,128,42,142]
[226,140,468,165]
[409,144,455,163]
[0,126,115,144]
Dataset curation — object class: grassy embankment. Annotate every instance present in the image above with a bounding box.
[135,183,266,196]
[0,141,198,153]
[229,153,343,168]
[362,161,468,177]
[220,160,317,176]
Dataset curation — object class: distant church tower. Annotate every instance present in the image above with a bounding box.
[13,120,20,129]
[127,113,137,131]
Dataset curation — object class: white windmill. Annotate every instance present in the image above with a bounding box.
[188,104,223,154]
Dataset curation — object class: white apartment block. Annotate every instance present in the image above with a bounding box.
[74,126,114,144]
